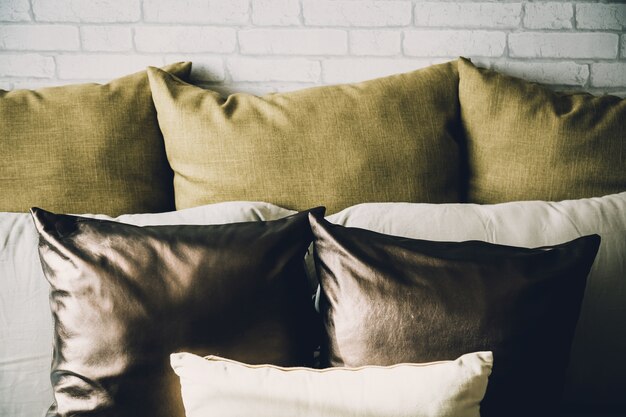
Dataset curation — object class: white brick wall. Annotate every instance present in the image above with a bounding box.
[509,33,619,59]
[0,0,624,96]
[591,63,626,87]
[576,4,626,30]
[252,0,301,26]
[0,53,54,77]
[414,3,522,29]
[134,27,237,53]
[32,0,141,23]
[56,54,163,79]
[228,57,320,82]
[404,30,506,57]
[239,29,348,55]
[0,25,79,51]
[303,1,412,27]
[350,30,401,56]
[143,0,249,24]
[0,0,30,22]
[523,3,573,30]
[81,26,133,52]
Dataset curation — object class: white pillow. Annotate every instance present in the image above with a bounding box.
[0,202,296,417]
[171,351,493,417]
[327,192,626,411]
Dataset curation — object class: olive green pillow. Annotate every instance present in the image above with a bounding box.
[0,63,191,216]
[148,61,462,214]
[458,57,626,203]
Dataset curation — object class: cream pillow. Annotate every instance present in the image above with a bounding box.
[326,192,626,413]
[171,351,492,417]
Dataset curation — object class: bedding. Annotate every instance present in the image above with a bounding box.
[311,213,600,417]
[0,62,190,216]
[147,60,463,213]
[0,202,296,417]
[0,57,624,417]
[458,57,626,204]
[171,351,493,417]
[326,192,626,414]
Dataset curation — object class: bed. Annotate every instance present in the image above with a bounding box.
[1,57,624,417]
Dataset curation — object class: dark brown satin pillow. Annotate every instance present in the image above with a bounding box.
[310,214,600,417]
[32,207,324,417]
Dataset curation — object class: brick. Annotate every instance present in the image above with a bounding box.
[0,0,30,22]
[509,33,618,59]
[303,1,411,27]
[622,35,626,59]
[144,0,248,24]
[404,30,505,57]
[414,3,521,28]
[166,55,225,82]
[135,27,236,53]
[252,0,300,26]
[322,58,445,83]
[576,4,626,30]
[0,25,79,51]
[0,54,54,77]
[81,26,132,52]
[491,62,589,86]
[590,63,626,88]
[239,29,347,55]
[56,55,163,80]
[227,58,321,82]
[350,30,401,56]
[11,79,87,89]
[32,0,140,22]
[524,3,573,30]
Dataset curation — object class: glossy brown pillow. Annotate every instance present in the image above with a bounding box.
[310,214,600,417]
[32,207,323,417]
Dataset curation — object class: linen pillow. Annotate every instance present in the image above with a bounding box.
[311,214,600,417]
[30,204,313,417]
[326,193,626,414]
[147,60,463,213]
[0,202,296,417]
[458,57,626,203]
[0,62,191,216]
[171,351,493,417]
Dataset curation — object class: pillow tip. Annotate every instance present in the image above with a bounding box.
[458,57,474,69]
[307,209,326,229]
[308,207,325,218]
[170,352,186,363]
[29,207,51,232]
[476,351,494,365]
[587,233,602,255]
